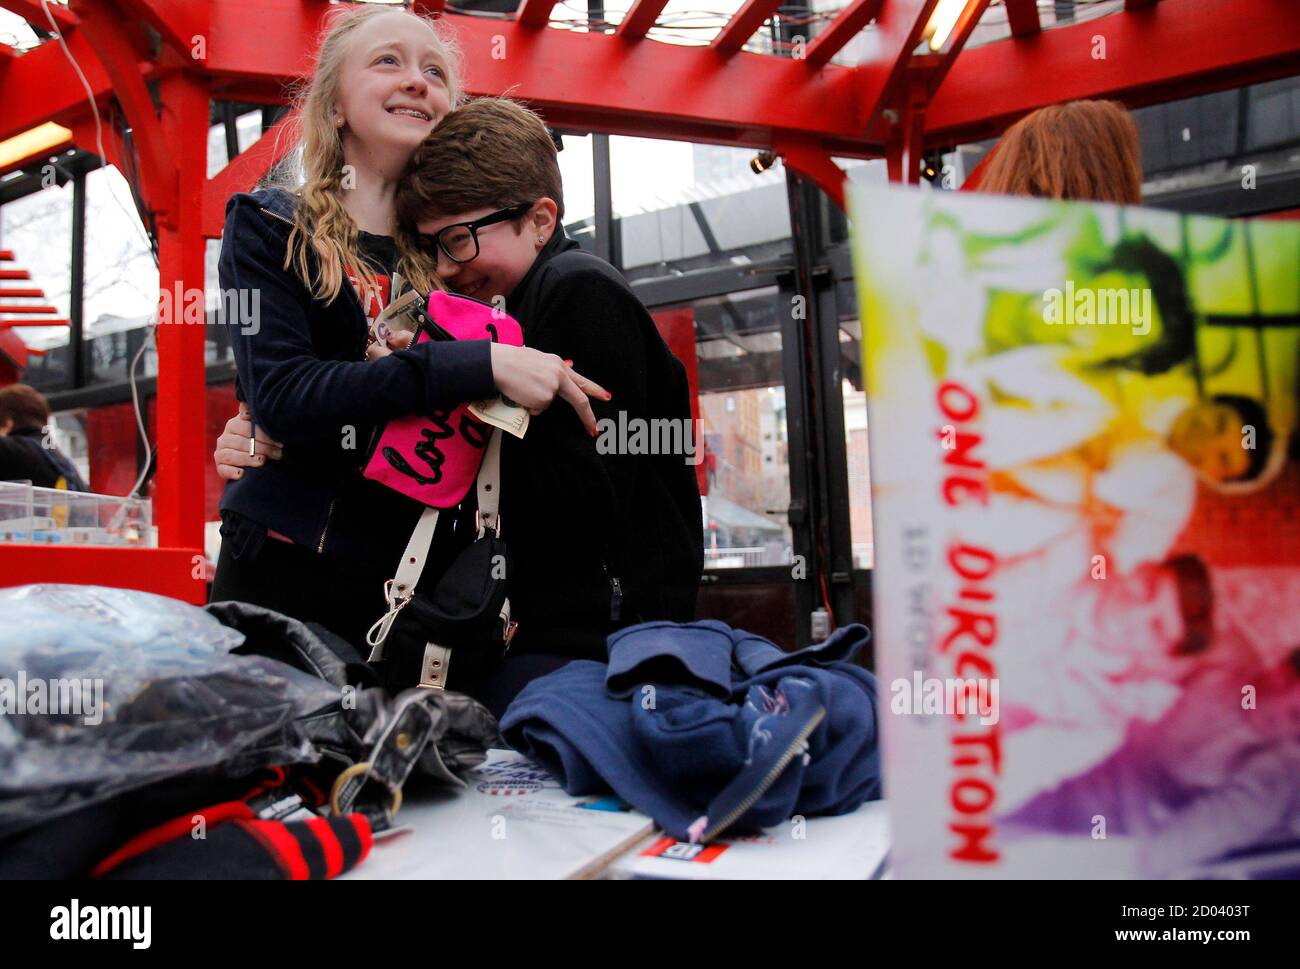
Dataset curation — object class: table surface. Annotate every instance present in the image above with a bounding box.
[341,749,892,880]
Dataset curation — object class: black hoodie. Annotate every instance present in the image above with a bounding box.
[0,428,87,491]
[501,231,704,660]
[216,188,496,567]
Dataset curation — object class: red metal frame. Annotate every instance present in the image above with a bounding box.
[713,0,782,54]
[1003,0,1040,37]
[617,0,670,39]
[925,0,1300,145]
[0,0,1293,602]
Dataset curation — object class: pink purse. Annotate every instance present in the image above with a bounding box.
[362,290,523,509]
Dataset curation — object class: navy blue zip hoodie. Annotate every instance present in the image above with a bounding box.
[217,188,496,567]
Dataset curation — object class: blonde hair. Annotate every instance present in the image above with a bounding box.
[265,3,463,302]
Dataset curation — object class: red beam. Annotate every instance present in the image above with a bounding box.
[0,288,44,297]
[0,27,113,143]
[0,270,31,280]
[885,77,925,184]
[775,135,847,209]
[712,0,782,55]
[911,0,992,97]
[66,114,125,170]
[849,0,940,135]
[804,0,885,69]
[1004,0,1040,36]
[153,71,208,552]
[0,305,59,313]
[202,110,299,238]
[0,546,207,604]
[0,319,70,326]
[70,0,177,222]
[516,0,557,28]
[201,5,880,157]
[114,0,210,61]
[0,252,15,262]
[617,0,668,40]
[926,0,1300,145]
[0,0,78,30]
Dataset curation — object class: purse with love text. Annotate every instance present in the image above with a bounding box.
[362,290,523,509]
[362,290,524,696]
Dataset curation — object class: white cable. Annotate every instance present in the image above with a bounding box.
[124,325,155,499]
[42,0,159,498]
[41,1,156,257]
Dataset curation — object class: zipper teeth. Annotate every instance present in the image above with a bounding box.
[258,198,352,554]
[317,498,336,554]
[701,705,826,843]
[257,197,379,554]
[258,205,296,227]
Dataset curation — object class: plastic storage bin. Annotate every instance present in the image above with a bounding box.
[0,481,153,547]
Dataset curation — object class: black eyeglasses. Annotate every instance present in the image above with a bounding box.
[422,203,534,265]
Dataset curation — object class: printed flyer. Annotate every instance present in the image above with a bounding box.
[851,184,1300,878]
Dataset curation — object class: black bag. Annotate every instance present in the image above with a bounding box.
[365,429,516,698]
[373,529,513,696]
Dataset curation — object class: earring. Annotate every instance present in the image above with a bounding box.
[334,116,344,128]
[537,236,545,246]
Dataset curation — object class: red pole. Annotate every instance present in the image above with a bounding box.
[886,80,927,185]
[153,71,208,553]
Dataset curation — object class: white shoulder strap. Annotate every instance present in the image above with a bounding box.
[366,429,504,659]
[477,426,504,535]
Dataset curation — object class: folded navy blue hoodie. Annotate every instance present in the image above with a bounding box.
[500,620,881,842]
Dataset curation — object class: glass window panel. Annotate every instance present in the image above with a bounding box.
[648,285,794,569]
[611,136,791,275]
[838,277,873,569]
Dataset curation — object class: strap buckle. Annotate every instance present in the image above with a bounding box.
[475,509,501,539]
[383,578,415,609]
[330,761,403,820]
[365,580,416,659]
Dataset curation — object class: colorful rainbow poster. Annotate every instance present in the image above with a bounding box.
[851,184,1300,878]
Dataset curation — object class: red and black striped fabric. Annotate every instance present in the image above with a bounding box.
[92,801,372,880]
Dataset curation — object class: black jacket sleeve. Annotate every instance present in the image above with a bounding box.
[525,264,648,503]
[526,264,657,416]
[0,436,55,488]
[521,264,702,624]
[218,195,497,444]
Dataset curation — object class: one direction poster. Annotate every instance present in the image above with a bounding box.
[850,184,1300,878]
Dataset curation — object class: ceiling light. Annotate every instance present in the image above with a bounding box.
[0,122,73,171]
[926,0,973,52]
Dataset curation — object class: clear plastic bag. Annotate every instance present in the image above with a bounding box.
[0,585,343,837]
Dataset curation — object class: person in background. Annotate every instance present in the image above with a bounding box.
[974,99,1143,204]
[0,383,87,491]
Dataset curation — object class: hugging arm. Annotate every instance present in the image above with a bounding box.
[219,199,497,447]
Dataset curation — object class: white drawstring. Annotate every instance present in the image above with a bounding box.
[365,584,412,659]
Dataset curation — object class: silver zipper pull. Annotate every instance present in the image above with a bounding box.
[609,576,623,623]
